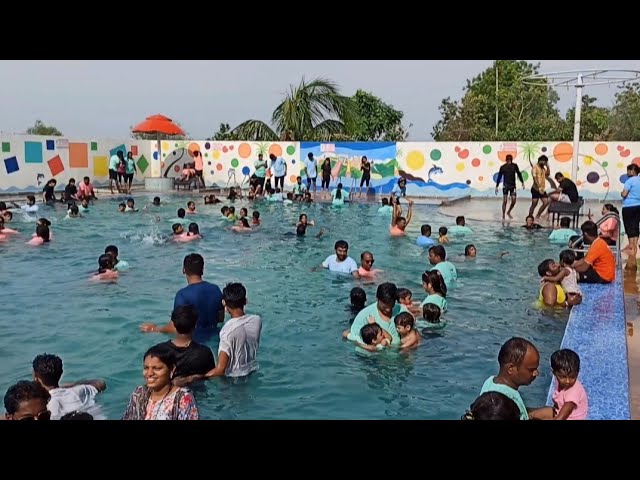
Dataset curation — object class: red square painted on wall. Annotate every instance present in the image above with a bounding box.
[131,145,138,156]
[48,155,64,177]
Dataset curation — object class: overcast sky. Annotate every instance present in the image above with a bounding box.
[1,60,639,140]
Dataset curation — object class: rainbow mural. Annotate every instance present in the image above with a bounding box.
[1,135,638,200]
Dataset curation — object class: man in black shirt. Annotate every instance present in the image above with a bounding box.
[161,305,215,386]
[495,155,525,219]
[42,179,57,204]
[550,173,579,203]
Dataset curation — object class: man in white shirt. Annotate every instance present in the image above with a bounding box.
[321,240,360,278]
[32,353,107,420]
[304,152,318,194]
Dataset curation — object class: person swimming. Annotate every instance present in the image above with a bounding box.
[230,217,253,233]
[390,198,414,236]
[91,253,118,282]
[27,224,50,246]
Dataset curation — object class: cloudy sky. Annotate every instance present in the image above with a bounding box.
[1,60,639,140]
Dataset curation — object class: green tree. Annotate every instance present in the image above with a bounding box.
[608,82,640,141]
[565,95,611,141]
[208,123,239,141]
[432,60,569,141]
[26,120,63,136]
[347,89,411,141]
[231,77,356,141]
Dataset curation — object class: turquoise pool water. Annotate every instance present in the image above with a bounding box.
[0,194,568,419]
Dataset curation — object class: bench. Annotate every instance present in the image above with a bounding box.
[549,196,584,228]
[545,268,630,419]
[174,178,197,191]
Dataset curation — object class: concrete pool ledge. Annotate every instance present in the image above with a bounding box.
[545,268,631,420]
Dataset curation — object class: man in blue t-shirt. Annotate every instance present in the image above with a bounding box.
[141,254,224,338]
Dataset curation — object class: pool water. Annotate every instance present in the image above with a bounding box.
[0,194,568,419]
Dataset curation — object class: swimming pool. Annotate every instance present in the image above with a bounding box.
[0,194,568,419]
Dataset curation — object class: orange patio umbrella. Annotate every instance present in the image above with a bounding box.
[131,115,185,169]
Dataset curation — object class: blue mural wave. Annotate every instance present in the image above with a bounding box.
[375,178,469,194]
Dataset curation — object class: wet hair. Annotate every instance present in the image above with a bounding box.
[183,253,204,276]
[69,205,79,215]
[60,411,94,420]
[498,337,537,368]
[3,210,12,220]
[36,224,50,242]
[177,208,186,218]
[581,220,598,238]
[335,183,343,200]
[4,380,50,415]
[381,198,389,206]
[537,259,554,277]
[350,287,366,310]
[187,201,195,208]
[98,253,113,272]
[526,215,534,221]
[240,218,250,228]
[551,349,580,376]
[171,305,198,334]
[464,244,476,256]
[296,224,307,236]
[32,353,63,386]
[252,211,260,219]
[361,323,382,345]
[376,282,398,305]
[229,206,235,213]
[455,216,465,225]
[143,344,177,372]
[118,202,126,210]
[397,288,412,301]
[188,222,200,235]
[394,311,415,328]
[37,218,51,227]
[240,208,248,218]
[126,198,135,205]
[439,226,448,236]
[462,392,520,420]
[505,154,513,162]
[603,203,619,215]
[423,303,442,324]
[223,282,247,309]
[26,195,36,203]
[105,245,118,257]
[421,270,447,297]
[172,223,184,234]
[421,224,431,235]
[559,249,575,266]
[153,196,160,205]
[221,206,229,215]
[560,217,571,228]
[335,240,349,251]
[299,214,307,222]
[428,245,446,261]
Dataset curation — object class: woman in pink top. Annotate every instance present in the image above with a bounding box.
[531,349,588,420]
[588,203,619,245]
[193,151,205,188]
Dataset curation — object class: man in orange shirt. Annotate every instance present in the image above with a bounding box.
[572,221,616,283]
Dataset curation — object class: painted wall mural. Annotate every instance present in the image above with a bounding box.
[0,135,154,193]
[1,135,639,200]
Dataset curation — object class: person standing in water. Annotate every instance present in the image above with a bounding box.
[390,197,414,236]
[495,154,525,219]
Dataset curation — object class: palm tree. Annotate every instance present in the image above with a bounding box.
[232,77,356,141]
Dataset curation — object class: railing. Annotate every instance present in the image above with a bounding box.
[570,212,621,262]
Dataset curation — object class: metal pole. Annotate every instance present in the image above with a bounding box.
[495,61,499,136]
[571,73,583,181]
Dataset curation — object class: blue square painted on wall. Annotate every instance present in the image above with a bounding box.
[109,144,126,158]
[4,156,19,174]
[46,140,55,150]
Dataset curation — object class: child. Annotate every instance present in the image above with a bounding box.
[532,349,588,420]
[91,253,119,282]
[66,204,82,218]
[105,245,130,271]
[283,192,294,205]
[118,202,126,213]
[302,191,313,203]
[297,214,315,227]
[176,222,202,242]
[438,226,450,244]
[394,312,420,349]
[125,198,138,212]
[152,196,161,206]
[227,206,237,221]
[252,211,261,226]
[79,199,90,211]
[349,287,367,321]
[542,250,581,299]
[420,270,448,312]
[186,201,196,214]
[171,223,185,237]
[12,194,39,213]
[397,288,413,309]
[221,206,230,219]
[422,303,446,331]
[354,323,391,351]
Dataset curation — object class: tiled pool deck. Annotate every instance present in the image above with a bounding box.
[545,271,630,419]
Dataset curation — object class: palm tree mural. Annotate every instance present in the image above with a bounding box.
[254,142,269,156]
[519,142,557,190]
[232,77,357,141]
